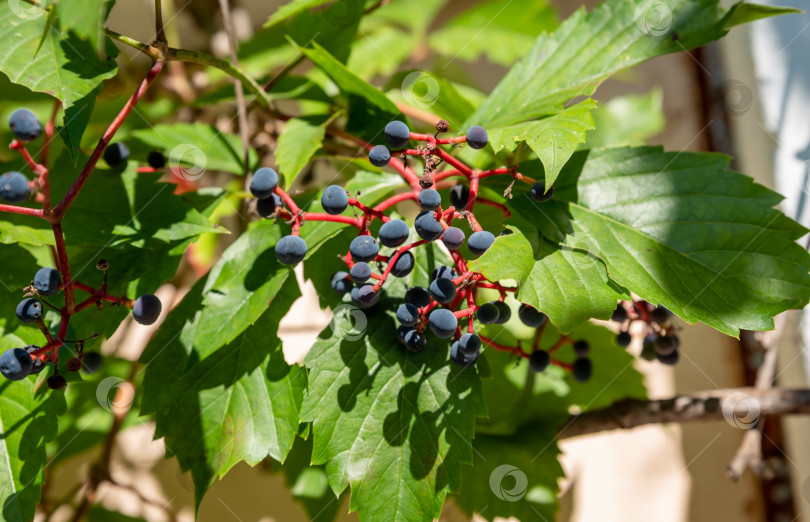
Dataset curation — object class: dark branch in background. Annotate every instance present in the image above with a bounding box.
[727,314,785,480]
[559,387,810,439]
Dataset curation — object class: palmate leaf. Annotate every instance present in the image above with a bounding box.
[470,226,627,333]
[465,0,797,129]
[300,310,486,522]
[132,123,258,176]
[276,115,332,187]
[0,3,117,162]
[300,42,402,142]
[505,147,810,337]
[0,376,65,522]
[467,0,796,189]
[488,100,597,189]
[154,307,306,508]
[429,0,558,66]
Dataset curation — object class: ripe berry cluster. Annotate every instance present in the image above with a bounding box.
[251,118,592,380]
[0,109,164,389]
[611,301,682,365]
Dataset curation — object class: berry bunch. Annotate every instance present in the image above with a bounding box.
[611,301,682,365]
[250,118,591,379]
[0,110,164,388]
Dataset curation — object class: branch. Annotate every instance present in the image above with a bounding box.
[560,387,810,439]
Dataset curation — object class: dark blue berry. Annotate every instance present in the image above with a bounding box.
[432,266,457,281]
[257,194,285,218]
[331,272,352,295]
[531,182,554,202]
[33,267,60,296]
[321,185,348,215]
[657,349,679,366]
[457,333,481,356]
[250,167,279,199]
[428,308,457,338]
[611,304,628,322]
[379,219,409,247]
[429,278,456,304]
[414,211,443,241]
[468,231,495,256]
[493,301,511,324]
[450,340,478,367]
[26,345,44,375]
[573,340,590,357]
[275,235,307,265]
[616,331,632,347]
[384,120,410,149]
[133,294,162,325]
[404,329,426,352]
[518,304,546,327]
[418,189,441,211]
[404,286,430,308]
[350,262,372,284]
[103,142,129,167]
[349,235,379,263]
[476,302,500,324]
[466,125,488,149]
[16,298,42,323]
[357,285,379,307]
[369,145,391,167]
[572,358,592,382]
[147,150,166,168]
[449,184,469,208]
[529,350,550,372]
[397,303,419,327]
[441,227,465,250]
[0,172,29,203]
[0,348,32,381]
[9,108,41,141]
[389,251,415,278]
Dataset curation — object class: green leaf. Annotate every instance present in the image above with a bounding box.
[429,0,558,66]
[0,378,66,522]
[277,115,331,187]
[300,42,402,140]
[586,89,665,147]
[50,160,220,248]
[300,311,487,522]
[264,0,337,27]
[0,3,117,162]
[0,221,53,246]
[132,123,258,175]
[488,99,596,188]
[455,430,563,522]
[56,0,113,51]
[465,0,790,129]
[515,147,810,337]
[194,221,299,360]
[154,307,306,507]
[475,320,645,435]
[276,435,343,522]
[725,3,803,28]
[471,227,627,333]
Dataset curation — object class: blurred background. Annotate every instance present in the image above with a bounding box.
[20,0,810,520]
